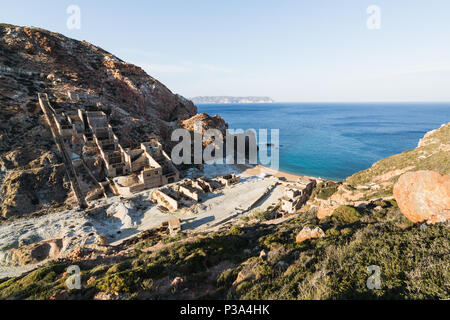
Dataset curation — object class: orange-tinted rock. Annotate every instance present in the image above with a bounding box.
[171,277,184,289]
[50,291,69,300]
[393,170,450,224]
[317,206,338,219]
[232,260,259,286]
[296,227,325,243]
[259,250,267,259]
[93,292,121,300]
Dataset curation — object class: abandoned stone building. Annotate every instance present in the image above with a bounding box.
[281,178,317,214]
[45,94,180,200]
[152,188,181,212]
[216,173,240,186]
[161,218,182,235]
[150,174,236,212]
[178,178,214,201]
[113,139,180,195]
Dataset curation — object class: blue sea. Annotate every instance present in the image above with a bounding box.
[198,103,450,181]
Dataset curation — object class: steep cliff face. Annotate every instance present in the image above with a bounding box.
[0,24,224,219]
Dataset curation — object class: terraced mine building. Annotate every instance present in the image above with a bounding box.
[38,92,180,206]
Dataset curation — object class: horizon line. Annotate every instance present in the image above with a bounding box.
[193,100,450,104]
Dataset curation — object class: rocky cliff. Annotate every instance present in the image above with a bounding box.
[0,24,225,219]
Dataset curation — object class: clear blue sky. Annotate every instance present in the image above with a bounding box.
[2,0,450,102]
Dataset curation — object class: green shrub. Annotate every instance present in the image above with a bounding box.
[0,263,66,299]
[89,264,109,276]
[332,206,361,224]
[255,264,272,279]
[216,268,241,288]
[316,182,339,200]
[340,228,354,237]
[229,225,243,235]
[106,261,132,274]
[162,232,186,244]
[140,278,154,291]
[325,228,341,237]
[258,233,285,249]
[387,199,398,207]
[252,208,276,221]
[372,200,390,208]
[96,273,133,295]
[235,281,252,295]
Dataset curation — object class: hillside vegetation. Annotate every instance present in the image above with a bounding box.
[0,198,448,300]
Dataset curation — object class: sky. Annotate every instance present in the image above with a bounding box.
[1,0,450,102]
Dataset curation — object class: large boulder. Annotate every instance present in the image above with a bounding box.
[393,170,450,224]
[296,227,325,243]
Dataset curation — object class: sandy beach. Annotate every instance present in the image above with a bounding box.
[237,164,321,183]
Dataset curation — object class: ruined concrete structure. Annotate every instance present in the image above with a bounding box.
[151,175,233,212]
[281,178,317,214]
[41,92,180,205]
[178,178,213,201]
[217,174,240,186]
[152,188,180,211]
[168,218,182,235]
[113,139,180,195]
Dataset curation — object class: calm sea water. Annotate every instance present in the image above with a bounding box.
[198,103,450,180]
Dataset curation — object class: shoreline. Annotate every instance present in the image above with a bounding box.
[236,164,326,183]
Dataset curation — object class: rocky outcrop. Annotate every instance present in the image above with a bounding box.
[171,277,184,289]
[10,238,63,265]
[232,259,259,286]
[296,227,325,243]
[0,25,197,122]
[417,123,450,148]
[1,164,74,218]
[393,170,450,224]
[181,113,228,137]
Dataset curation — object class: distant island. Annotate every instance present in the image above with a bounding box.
[191,96,275,104]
